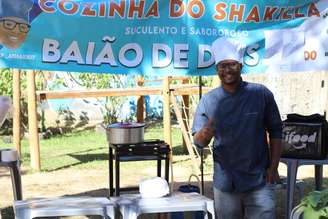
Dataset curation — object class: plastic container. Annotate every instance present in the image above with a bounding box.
[171,174,204,219]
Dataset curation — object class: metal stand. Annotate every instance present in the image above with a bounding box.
[108,140,171,196]
[0,160,22,200]
[14,197,114,219]
[280,158,328,219]
[200,147,204,195]
[198,75,204,195]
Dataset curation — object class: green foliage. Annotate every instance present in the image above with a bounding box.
[76,73,113,89]
[188,76,215,87]
[57,106,76,128]
[0,69,45,134]
[75,73,135,124]
[47,72,136,124]
[0,68,14,95]
[295,189,328,219]
[0,68,44,97]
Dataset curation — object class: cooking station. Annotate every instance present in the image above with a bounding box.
[108,139,171,196]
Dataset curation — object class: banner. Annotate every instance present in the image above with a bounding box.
[0,0,326,76]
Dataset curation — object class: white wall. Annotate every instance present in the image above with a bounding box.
[243,71,328,119]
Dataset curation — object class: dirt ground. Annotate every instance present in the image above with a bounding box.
[0,162,327,219]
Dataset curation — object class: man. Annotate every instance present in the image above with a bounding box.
[0,0,33,49]
[192,37,282,219]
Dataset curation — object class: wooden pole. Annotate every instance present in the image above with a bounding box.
[27,70,40,171]
[182,78,189,153]
[36,85,211,99]
[163,77,172,147]
[12,69,21,155]
[163,76,174,193]
[136,77,144,122]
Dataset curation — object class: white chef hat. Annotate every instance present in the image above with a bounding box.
[212,37,245,65]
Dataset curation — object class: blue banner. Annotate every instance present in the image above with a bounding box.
[0,0,326,75]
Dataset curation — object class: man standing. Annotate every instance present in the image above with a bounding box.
[192,37,282,219]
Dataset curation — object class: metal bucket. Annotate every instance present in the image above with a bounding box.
[106,122,145,144]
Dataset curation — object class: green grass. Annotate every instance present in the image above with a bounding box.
[0,124,187,172]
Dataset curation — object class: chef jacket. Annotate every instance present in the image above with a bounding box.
[192,80,282,192]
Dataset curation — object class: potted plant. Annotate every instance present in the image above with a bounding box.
[292,189,328,219]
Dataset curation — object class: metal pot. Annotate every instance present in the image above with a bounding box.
[106,122,145,144]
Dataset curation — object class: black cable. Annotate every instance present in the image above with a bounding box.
[200,147,204,195]
[199,76,202,100]
[198,76,204,195]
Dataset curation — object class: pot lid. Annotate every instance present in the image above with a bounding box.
[107,122,145,129]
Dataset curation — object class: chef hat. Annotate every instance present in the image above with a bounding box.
[212,37,245,65]
[139,177,169,198]
[0,0,33,23]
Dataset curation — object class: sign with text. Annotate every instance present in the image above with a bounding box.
[0,0,327,76]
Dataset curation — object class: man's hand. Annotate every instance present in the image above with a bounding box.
[266,167,280,184]
[267,138,282,184]
[194,118,215,147]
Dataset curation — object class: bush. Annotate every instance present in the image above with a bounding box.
[294,189,328,219]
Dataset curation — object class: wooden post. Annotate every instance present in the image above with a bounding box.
[163,77,172,148]
[136,77,144,122]
[12,69,21,155]
[182,78,189,153]
[163,76,174,193]
[27,70,40,171]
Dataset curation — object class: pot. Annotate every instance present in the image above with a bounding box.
[106,122,145,144]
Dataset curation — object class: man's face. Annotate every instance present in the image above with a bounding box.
[216,59,242,85]
[0,16,30,49]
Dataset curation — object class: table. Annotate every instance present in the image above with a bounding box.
[280,158,328,219]
[111,192,215,219]
[0,159,22,200]
[109,140,171,196]
[14,197,115,219]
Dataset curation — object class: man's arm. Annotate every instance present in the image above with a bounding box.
[263,87,283,183]
[267,138,282,183]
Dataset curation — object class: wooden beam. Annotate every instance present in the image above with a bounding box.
[182,78,189,153]
[171,86,211,96]
[163,77,174,192]
[163,77,172,148]
[36,85,212,100]
[169,76,190,81]
[12,69,21,156]
[37,86,163,99]
[27,70,40,171]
